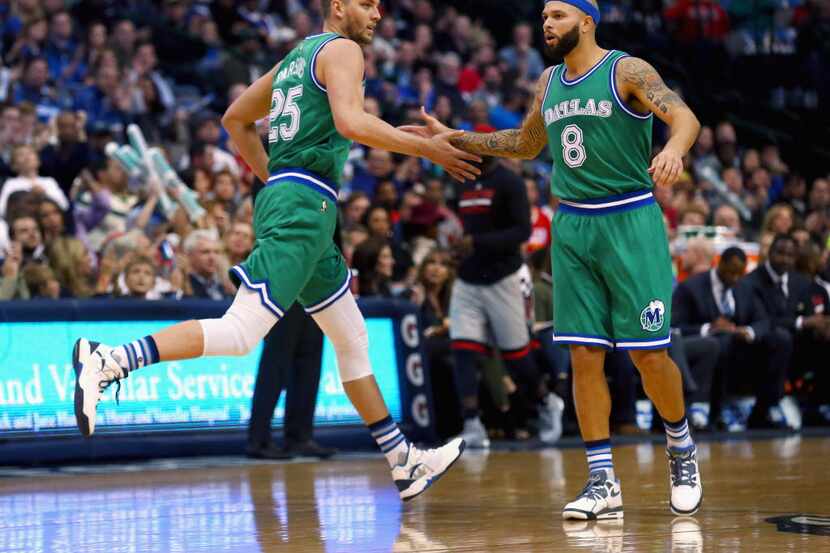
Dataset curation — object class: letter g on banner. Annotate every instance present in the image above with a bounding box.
[411,394,430,428]
[401,314,419,348]
[406,353,424,387]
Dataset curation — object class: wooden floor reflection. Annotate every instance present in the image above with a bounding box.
[1,437,828,552]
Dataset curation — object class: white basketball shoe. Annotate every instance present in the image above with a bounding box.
[562,469,624,520]
[73,338,127,437]
[668,446,703,516]
[392,438,465,502]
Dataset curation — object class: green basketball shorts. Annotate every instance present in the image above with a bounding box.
[230,169,350,319]
[550,189,672,350]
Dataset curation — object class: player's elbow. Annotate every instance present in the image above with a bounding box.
[333,115,359,141]
[220,110,236,133]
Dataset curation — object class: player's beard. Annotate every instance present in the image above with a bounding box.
[544,23,580,60]
[345,17,373,45]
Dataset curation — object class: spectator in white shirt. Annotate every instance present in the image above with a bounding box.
[0,145,69,218]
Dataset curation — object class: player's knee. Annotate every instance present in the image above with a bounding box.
[629,349,669,374]
[221,310,266,356]
[333,324,372,382]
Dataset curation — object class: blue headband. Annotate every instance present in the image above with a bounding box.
[545,0,601,25]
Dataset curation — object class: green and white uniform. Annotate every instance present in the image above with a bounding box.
[231,32,352,318]
[543,50,673,350]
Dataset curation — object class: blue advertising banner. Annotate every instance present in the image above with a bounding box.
[0,299,436,454]
[0,319,401,436]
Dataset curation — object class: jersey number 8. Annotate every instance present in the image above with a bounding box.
[269,85,303,142]
[561,124,587,168]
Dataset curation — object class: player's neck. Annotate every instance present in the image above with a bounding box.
[563,42,607,79]
[323,20,346,37]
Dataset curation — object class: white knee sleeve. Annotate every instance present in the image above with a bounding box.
[310,291,373,382]
[200,286,278,357]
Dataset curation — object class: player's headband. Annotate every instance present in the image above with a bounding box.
[544,0,601,25]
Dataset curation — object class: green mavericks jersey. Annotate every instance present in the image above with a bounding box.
[267,32,352,185]
[542,50,653,200]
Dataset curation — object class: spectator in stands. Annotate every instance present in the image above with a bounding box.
[715,122,740,173]
[761,204,796,242]
[83,22,109,70]
[780,174,808,218]
[352,236,395,298]
[111,19,137,68]
[128,42,177,139]
[73,63,131,134]
[433,52,465,117]
[211,170,240,216]
[672,247,781,429]
[120,256,158,299]
[351,148,397,197]
[37,197,90,297]
[22,262,62,299]
[342,192,371,228]
[73,157,137,253]
[714,204,744,238]
[678,236,716,282]
[499,22,545,80]
[45,10,83,85]
[0,104,24,179]
[678,205,707,227]
[0,144,68,218]
[809,178,829,214]
[184,229,228,300]
[223,221,254,269]
[743,234,820,428]
[39,110,92,197]
[415,249,459,438]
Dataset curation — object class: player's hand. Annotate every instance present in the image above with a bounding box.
[649,147,684,187]
[399,107,452,139]
[424,130,482,182]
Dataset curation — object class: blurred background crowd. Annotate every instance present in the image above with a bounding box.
[1,0,828,441]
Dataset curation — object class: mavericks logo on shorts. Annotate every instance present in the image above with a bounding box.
[640,300,666,332]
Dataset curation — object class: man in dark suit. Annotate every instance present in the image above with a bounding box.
[744,234,829,427]
[742,234,828,428]
[672,247,787,429]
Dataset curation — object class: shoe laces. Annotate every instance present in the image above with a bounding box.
[578,472,610,501]
[95,352,127,405]
[669,450,698,488]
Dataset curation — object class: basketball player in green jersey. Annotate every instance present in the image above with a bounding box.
[406,0,703,518]
[71,0,481,502]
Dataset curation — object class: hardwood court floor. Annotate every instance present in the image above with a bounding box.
[1,437,828,553]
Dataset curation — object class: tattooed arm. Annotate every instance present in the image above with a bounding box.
[451,67,551,159]
[616,57,700,186]
[404,68,552,160]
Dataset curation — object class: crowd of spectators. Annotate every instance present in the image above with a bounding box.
[1,0,828,439]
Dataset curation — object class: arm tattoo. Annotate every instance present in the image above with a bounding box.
[450,69,550,159]
[618,57,686,115]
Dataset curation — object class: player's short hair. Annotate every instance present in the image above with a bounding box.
[720,247,747,265]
